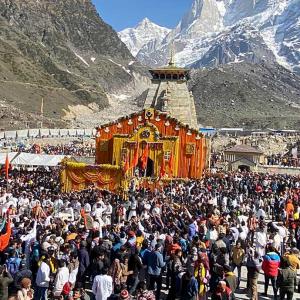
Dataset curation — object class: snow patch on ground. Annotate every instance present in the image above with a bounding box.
[122,67,131,74]
[261,26,291,70]
[216,0,226,17]
[110,94,130,101]
[74,52,90,67]
[129,61,135,66]
[108,59,131,75]
[108,58,122,67]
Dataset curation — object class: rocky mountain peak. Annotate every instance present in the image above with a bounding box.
[119,18,170,57]
[120,0,300,74]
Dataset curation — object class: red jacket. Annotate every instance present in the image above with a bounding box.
[262,252,280,277]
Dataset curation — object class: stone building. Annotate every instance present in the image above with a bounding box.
[143,54,198,129]
[224,144,264,171]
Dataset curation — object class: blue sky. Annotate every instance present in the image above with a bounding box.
[92,0,194,31]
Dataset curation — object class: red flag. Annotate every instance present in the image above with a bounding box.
[160,155,166,178]
[169,152,174,176]
[4,154,9,180]
[141,143,149,170]
[0,221,11,252]
[123,155,130,174]
[131,144,139,169]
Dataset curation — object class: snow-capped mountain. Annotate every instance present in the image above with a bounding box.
[119,0,300,74]
[118,18,171,57]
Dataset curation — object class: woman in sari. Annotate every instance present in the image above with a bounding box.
[194,250,210,300]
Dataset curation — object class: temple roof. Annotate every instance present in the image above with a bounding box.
[225,144,263,154]
[149,49,189,75]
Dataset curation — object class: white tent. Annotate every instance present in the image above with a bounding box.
[84,128,93,136]
[0,132,4,140]
[50,129,59,136]
[28,129,40,138]
[59,129,68,137]
[11,153,65,166]
[40,129,50,137]
[0,152,18,164]
[4,131,17,139]
[76,129,84,136]
[17,130,28,139]
[68,129,76,136]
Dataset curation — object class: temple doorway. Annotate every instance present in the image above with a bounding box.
[137,157,155,177]
[146,157,154,177]
[238,165,250,172]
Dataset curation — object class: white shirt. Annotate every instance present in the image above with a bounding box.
[53,267,69,295]
[36,262,50,287]
[84,203,91,213]
[92,274,113,300]
[257,208,266,219]
[255,231,267,248]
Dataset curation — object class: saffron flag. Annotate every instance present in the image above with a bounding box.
[160,156,166,178]
[169,152,174,176]
[131,144,139,169]
[141,143,149,170]
[0,221,11,252]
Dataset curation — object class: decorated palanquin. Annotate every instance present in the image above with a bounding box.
[61,109,207,193]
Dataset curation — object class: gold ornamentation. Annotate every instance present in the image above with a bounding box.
[186,143,195,155]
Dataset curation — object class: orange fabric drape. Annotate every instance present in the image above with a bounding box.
[160,156,166,178]
[67,169,113,185]
[131,144,139,169]
[0,221,11,252]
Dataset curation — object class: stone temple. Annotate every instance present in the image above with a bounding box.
[143,54,198,129]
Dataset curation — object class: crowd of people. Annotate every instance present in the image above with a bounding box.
[0,168,299,300]
[266,154,300,168]
[13,143,95,157]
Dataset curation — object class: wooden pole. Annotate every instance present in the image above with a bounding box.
[40,97,44,128]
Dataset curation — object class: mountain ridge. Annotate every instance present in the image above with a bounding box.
[0,0,149,129]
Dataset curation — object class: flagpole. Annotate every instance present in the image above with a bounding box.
[170,144,174,203]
